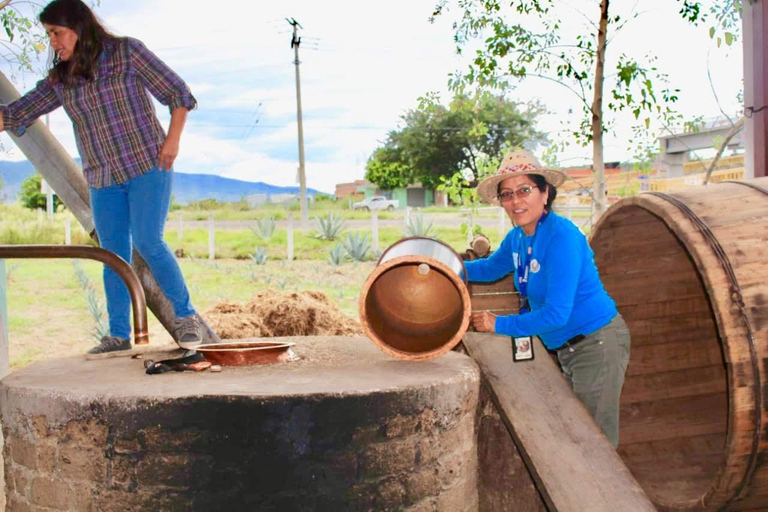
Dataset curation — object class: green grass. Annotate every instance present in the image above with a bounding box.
[164,225,501,262]
[1,257,377,369]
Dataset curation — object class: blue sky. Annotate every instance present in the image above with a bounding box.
[0,0,744,193]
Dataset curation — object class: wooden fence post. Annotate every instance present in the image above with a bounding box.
[287,214,295,261]
[499,207,506,238]
[0,259,10,378]
[208,214,215,260]
[467,211,474,245]
[65,217,72,245]
[371,210,379,253]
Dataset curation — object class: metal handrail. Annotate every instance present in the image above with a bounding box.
[0,245,149,344]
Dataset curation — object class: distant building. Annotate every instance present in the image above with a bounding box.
[658,119,744,176]
[244,194,268,208]
[335,179,369,199]
[269,193,298,204]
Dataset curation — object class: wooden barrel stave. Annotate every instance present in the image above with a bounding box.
[591,178,768,512]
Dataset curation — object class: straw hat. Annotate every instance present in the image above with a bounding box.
[476,149,566,205]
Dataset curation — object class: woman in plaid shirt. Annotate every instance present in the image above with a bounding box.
[0,0,206,355]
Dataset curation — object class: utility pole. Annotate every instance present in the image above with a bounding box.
[288,18,309,229]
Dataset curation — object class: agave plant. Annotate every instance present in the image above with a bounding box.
[405,213,437,237]
[72,261,109,342]
[328,244,347,266]
[314,212,345,240]
[250,247,268,265]
[342,231,371,262]
[251,216,276,242]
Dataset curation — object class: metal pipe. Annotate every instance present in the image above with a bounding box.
[360,237,471,361]
[0,245,149,344]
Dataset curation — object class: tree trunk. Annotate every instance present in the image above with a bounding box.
[591,0,610,219]
[0,72,220,345]
[704,116,745,185]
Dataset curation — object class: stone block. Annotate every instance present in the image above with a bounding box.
[112,437,141,455]
[360,439,416,479]
[59,419,108,448]
[30,416,49,438]
[351,423,382,445]
[435,475,479,512]
[375,479,407,508]
[139,426,204,452]
[436,449,470,487]
[36,442,56,474]
[7,495,33,512]
[385,414,421,438]
[404,467,441,503]
[70,481,96,512]
[136,453,210,488]
[30,476,71,510]
[107,454,135,490]
[58,440,106,482]
[416,434,441,466]
[11,469,30,496]
[405,497,437,512]
[10,437,37,470]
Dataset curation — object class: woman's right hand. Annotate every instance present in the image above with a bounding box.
[471,311,497,333]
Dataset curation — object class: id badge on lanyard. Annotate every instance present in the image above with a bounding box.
[512,214,546,362]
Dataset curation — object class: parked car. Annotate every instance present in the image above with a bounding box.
[352,196,399,211]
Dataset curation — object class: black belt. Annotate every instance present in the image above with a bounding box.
[556,334,586,351]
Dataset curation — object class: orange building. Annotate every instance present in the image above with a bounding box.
[335,179,368,199]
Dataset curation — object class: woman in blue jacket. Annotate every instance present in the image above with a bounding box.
[466,149,630,448]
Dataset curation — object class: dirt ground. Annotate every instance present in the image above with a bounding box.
[203,289,363,339]
[4,259,372,370]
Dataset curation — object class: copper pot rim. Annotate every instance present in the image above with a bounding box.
[196,341,296,352]
[359,254,472,361]
[376,236,468,281]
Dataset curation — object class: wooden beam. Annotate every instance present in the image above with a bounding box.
[743,0,768,179]
[463,332,655,512]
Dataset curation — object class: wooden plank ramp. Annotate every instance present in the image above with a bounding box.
[463,332,657,512]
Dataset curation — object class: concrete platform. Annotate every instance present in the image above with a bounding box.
[1,336,480,511]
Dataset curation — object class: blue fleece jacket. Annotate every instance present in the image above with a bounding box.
[464,212,617,349]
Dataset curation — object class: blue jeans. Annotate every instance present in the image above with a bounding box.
[90,168,194,340]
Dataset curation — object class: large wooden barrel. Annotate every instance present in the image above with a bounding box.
[590,178,768,512]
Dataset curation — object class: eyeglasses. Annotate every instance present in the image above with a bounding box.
[497,186,535,202]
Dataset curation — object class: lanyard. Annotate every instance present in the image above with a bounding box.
[516,213,547,314]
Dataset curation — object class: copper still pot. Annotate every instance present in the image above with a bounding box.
[359,237,471,361]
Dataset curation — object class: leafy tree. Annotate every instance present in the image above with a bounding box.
[0,1,48,72]
[432,0,690,217]
[678,0,741,48]
[365,91,544,189]
[19,173,60,210]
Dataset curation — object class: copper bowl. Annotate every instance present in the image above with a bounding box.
[196,341,297,366]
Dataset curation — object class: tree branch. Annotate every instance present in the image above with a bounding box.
[703,115,744,185]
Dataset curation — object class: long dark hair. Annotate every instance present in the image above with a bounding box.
[39,0,114,84]
[529,174,557,211]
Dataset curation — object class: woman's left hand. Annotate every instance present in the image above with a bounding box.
[158,138,180,171]
[471,311,497,332]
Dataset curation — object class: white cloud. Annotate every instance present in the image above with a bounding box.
[0,0,746,186]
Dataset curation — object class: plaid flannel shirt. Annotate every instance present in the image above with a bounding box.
[1,37,197,188]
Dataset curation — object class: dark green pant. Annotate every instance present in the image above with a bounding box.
[556,314,631,448]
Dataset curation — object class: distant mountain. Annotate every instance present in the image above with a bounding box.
[0,159,326,204]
